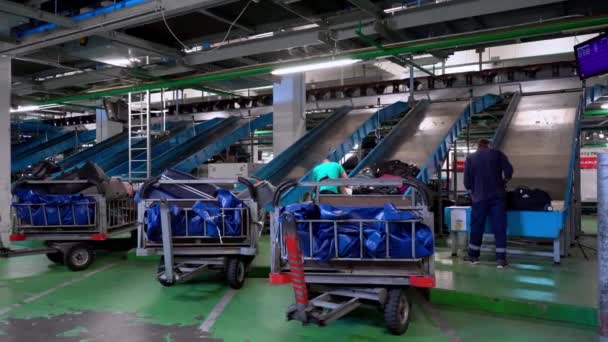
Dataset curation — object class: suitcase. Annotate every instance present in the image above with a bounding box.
[507,186,552,211]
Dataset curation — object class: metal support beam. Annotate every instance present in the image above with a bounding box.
[102,31,184,59]
[0,0,239,55]
[0,56,9,247]
[198,9,255,33]
[346,0,383,18]
[0,0,76,28]
[408,58,414,105]
[184,31,327,66]
[186,0,566,67]
[41,14,606,104]
[599,152,608,340]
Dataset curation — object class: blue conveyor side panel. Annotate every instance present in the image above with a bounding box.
[58,132,126,170]
[12,130,97,173]
[90,122,191,173]
[105,118,225,177]
[13,130,70,157]
[172,113,273,174]
[12,122,62,133]
[416,94,499,183]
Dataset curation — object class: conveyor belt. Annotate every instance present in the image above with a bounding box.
[144,117,243,176]
[172,113,273,174]
[496,92,580,200]
[12,130,97,173]
[283,109,377,180]
[352,100,469,178]
[58,131,127,170]
[255,107,379,185]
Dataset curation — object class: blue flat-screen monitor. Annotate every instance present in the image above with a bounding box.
[575,33,608,80]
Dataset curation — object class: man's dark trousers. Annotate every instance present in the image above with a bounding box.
[468,196,507,260]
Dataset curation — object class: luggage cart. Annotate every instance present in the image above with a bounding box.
[271,178,434,335]
[5,180,137,271]
[137,178,267,289]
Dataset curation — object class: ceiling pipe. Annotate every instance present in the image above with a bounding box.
[16,0,150,37]
[40,15,608,105]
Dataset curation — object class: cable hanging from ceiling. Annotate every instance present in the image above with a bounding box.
[209,0,253,52]
[156,0,254,53]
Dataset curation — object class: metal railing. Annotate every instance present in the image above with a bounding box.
[142,198,252,247]
[12,200,97,230]
[280,217,424,262]
[106,197,137,230]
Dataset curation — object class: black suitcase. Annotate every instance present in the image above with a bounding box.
[507,186,552,211]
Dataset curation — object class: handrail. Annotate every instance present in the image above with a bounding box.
[562,94,583,225]
[348,100,426,177]
[492,92,521,149]
[273,177,431,208]
[417,94,499,183]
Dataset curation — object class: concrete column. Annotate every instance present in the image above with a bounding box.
[272,73,306,156]
[96,108,122,142]
[0,56,10,247]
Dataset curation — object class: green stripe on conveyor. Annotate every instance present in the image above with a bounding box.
[584,109,608,115]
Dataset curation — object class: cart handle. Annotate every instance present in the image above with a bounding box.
[272,179,299,208]
[237,176,256,198]
[273,177,431,207]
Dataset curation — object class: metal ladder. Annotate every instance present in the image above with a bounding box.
[128,91,151,180]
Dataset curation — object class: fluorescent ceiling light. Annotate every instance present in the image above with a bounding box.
[249,32,274,39]
[271,59,360,75]
[10,104,61,113]
[601,103,608,109]
[383,5,407,14]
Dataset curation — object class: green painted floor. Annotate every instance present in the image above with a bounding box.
[0,251,598,341]
[582,215,598,235]
[128,230,600,326]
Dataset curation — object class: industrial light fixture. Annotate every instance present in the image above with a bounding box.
[10,104,60,113]
[383,5,407,14]
[601,103,608,109]
[271,59,361,75]
[600,133,605,139]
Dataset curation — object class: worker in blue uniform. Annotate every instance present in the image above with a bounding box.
[463,139,514,268]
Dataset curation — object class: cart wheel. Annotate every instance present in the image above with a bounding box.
[158,276,176,287]
[384,289,411,335]
[63,244,95,272]
[226,257,246,289]
[157,257,176,287]
[46,252,64,264]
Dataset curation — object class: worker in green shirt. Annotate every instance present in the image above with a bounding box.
[311,159,349,194]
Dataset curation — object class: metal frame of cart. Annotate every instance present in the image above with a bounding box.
[136,178,264,289]
[5,180,137,271]
[270,178,435,335]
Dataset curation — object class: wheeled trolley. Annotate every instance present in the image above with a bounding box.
[270,178,435,335]
[137,178,269,289]
[6,180,137,271]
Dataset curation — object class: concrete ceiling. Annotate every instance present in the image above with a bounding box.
[1,0,607,103]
